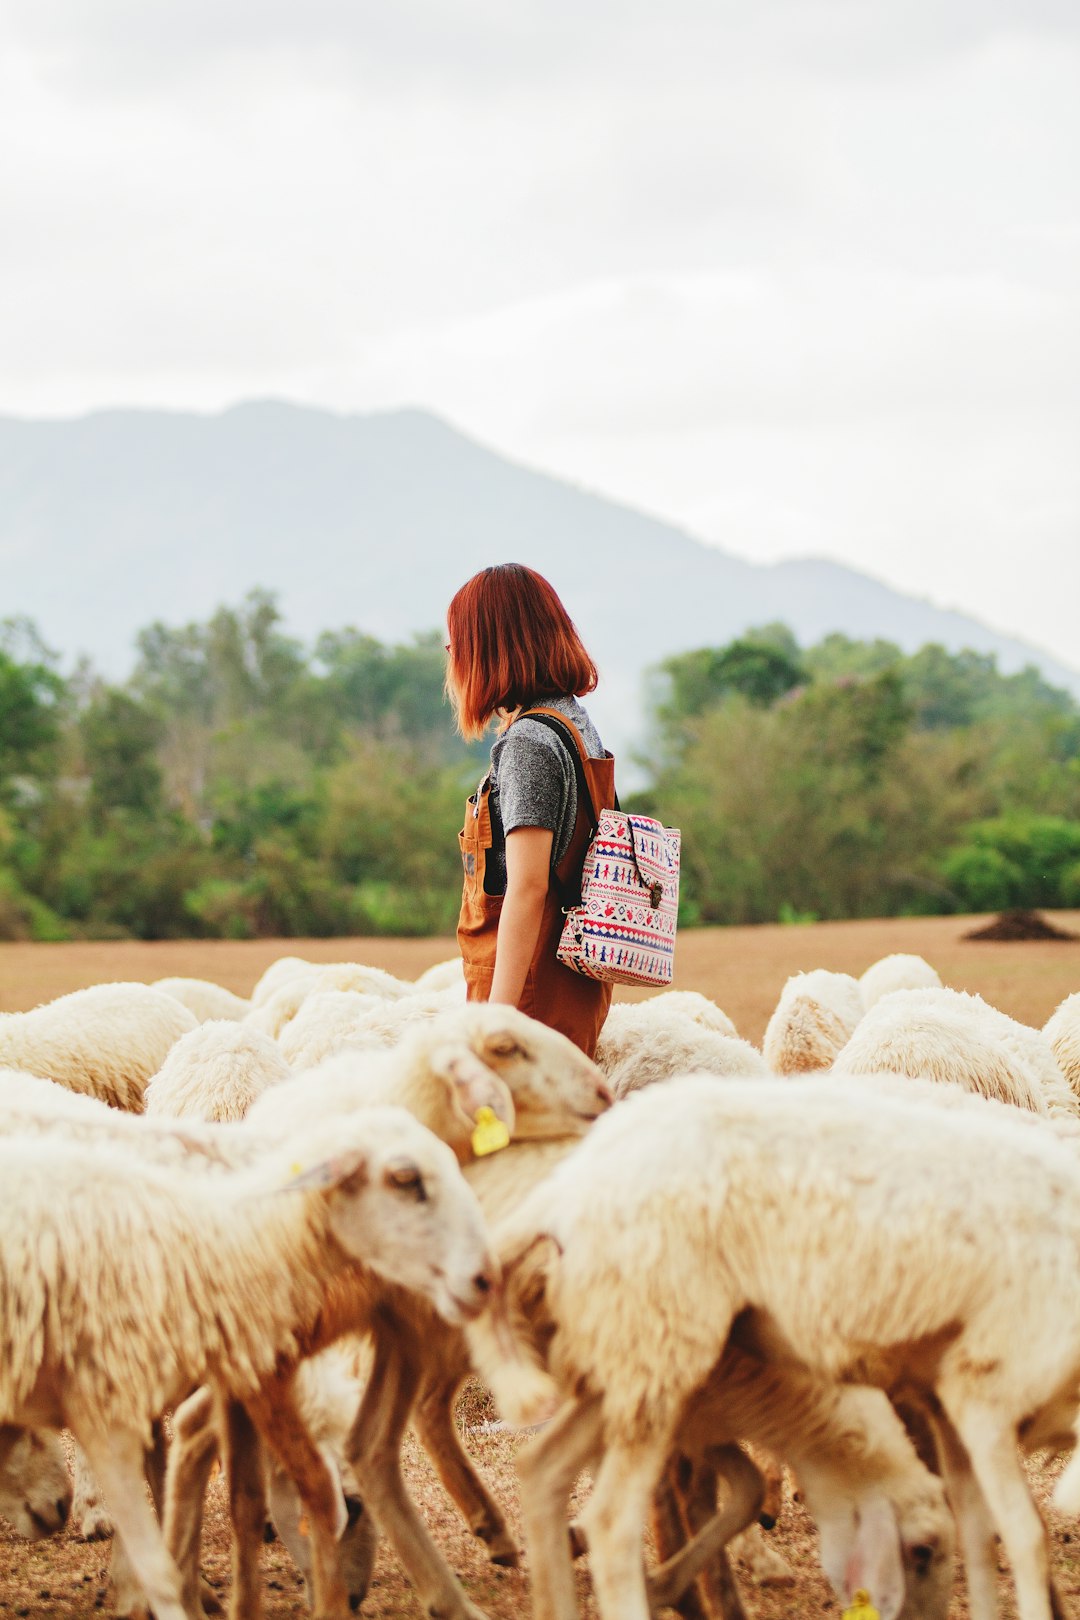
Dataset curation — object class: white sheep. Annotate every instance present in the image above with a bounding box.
[611,989,738,1037]
[0,1426,72,1541]
[0,1111,495,1620]
[0,983,197,1111]
[0,1065,259,1172]
[278,987,459,1071]
[475,1074,1080,1620]
[245,963,415,1039]
[2,1046,508,1608]
[249,954,314,1007]
[264,1346,377,1606]
[171,1004,613,1620]
[595,1004,767,1099]
[761,968,864,1074]
[1045,992,1080,1103]
[248,1022,517,1166]
[144,1020,293,1123]
[412,956,467,995]
[858,953,942,1011]
[835,986,1075,1118]
[152,976,251,1022]
[579,1347,954,1620]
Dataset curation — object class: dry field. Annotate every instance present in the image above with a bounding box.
[1,915,1079,1620]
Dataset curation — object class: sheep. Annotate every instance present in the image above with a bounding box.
[153,976,251,1022]
[264,1347,377,1608]
[245,963,416,1040]
[0,983,198,1111]
[858,953,942,1011]
[170,1005,613,1620]
[0,1111,496,1620]
[2,1048,509,1610]
[608,989,738,1037]
[585,1348,953,1620]
[250,954,315,1007]
[413,956,467,995]
[834,986,1074,1118]
[0,1065,261,1172]
[761,968,863,1074]
[474,1074,1080,1620]
[248,1023,517,1167]
[144,1021,293,1123]
[1045,993,1080,1102]
[595,1005,767,1099]
[0,1426,72,1541]
[277,987,459,1071]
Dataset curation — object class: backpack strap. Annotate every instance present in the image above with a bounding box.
[514,707,620,911]
[515,706,621,828]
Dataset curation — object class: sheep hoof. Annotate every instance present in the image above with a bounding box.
[74,1503,114,1540]
[200,1575,225,1614]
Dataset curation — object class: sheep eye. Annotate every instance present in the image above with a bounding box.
[385,1161,426,1200]
[486,1033,524,1058]
[910,1543,935,1577]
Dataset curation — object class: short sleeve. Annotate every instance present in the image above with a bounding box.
[493,722,575,839]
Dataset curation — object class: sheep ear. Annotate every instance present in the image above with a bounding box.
[280,1147,368,1192]
[843,1494,905,1620]
[432,1046,516,1134]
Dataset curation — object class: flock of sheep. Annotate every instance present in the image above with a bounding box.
[0,947,1079,1620]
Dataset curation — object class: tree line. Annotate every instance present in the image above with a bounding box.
[1,594,1078,940]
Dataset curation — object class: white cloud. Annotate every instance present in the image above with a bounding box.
[1,2,1077,669]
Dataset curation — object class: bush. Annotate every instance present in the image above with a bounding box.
[940,816,1080,912]
[0,868,69,941]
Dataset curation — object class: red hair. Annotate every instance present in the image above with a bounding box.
[446,564,599,740]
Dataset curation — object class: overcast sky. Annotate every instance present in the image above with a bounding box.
[3,0,1078,668]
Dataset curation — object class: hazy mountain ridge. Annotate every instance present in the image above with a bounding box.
[2,399,1075,755]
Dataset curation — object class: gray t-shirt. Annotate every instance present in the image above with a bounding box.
[484,695,605,896]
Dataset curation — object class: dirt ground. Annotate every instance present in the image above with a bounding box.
[1,917,1079,1618]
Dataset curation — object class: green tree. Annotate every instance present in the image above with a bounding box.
[79,690,164,820]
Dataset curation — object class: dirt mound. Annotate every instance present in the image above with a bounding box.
[964,908,1078,942]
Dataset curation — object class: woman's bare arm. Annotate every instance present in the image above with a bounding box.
[488,826,554,1007]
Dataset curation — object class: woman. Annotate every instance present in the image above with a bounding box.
[446,563,615,1058]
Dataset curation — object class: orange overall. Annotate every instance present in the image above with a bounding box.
[457,706,614,1059]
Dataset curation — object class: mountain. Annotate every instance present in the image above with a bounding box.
[2,399,1076,758]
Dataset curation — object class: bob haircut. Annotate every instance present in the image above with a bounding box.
[446,564,599,740]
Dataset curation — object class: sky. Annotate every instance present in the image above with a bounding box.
[3,0,1078,669]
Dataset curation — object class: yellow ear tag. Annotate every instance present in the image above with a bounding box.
[471,1105,510,1157]
[842,1592,880,1620]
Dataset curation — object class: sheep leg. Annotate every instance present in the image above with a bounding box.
[71,1440,113,1539]
[929,1405,1000,1620]
[412,1367,519,1566]
[754,1446,784,1529]
[78,1427,193,1620]
[223,1399,269,1620]
[108,1423,176,1620]
[648,1446,762,1617]
[347,1324,489,1620]
[164,1386,221,1618]
[650,1459,711,1620]
[579,1436,669,1620]
[517,1394,604,1620]
[945,1399,1054,1620]
[245,1374,350,1620]
[687,1452,750,1620]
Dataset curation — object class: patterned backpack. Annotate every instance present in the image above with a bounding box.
[525,713,681,988]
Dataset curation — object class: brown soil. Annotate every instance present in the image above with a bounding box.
[1,919,1079,1617]
[964,908,1079,943]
